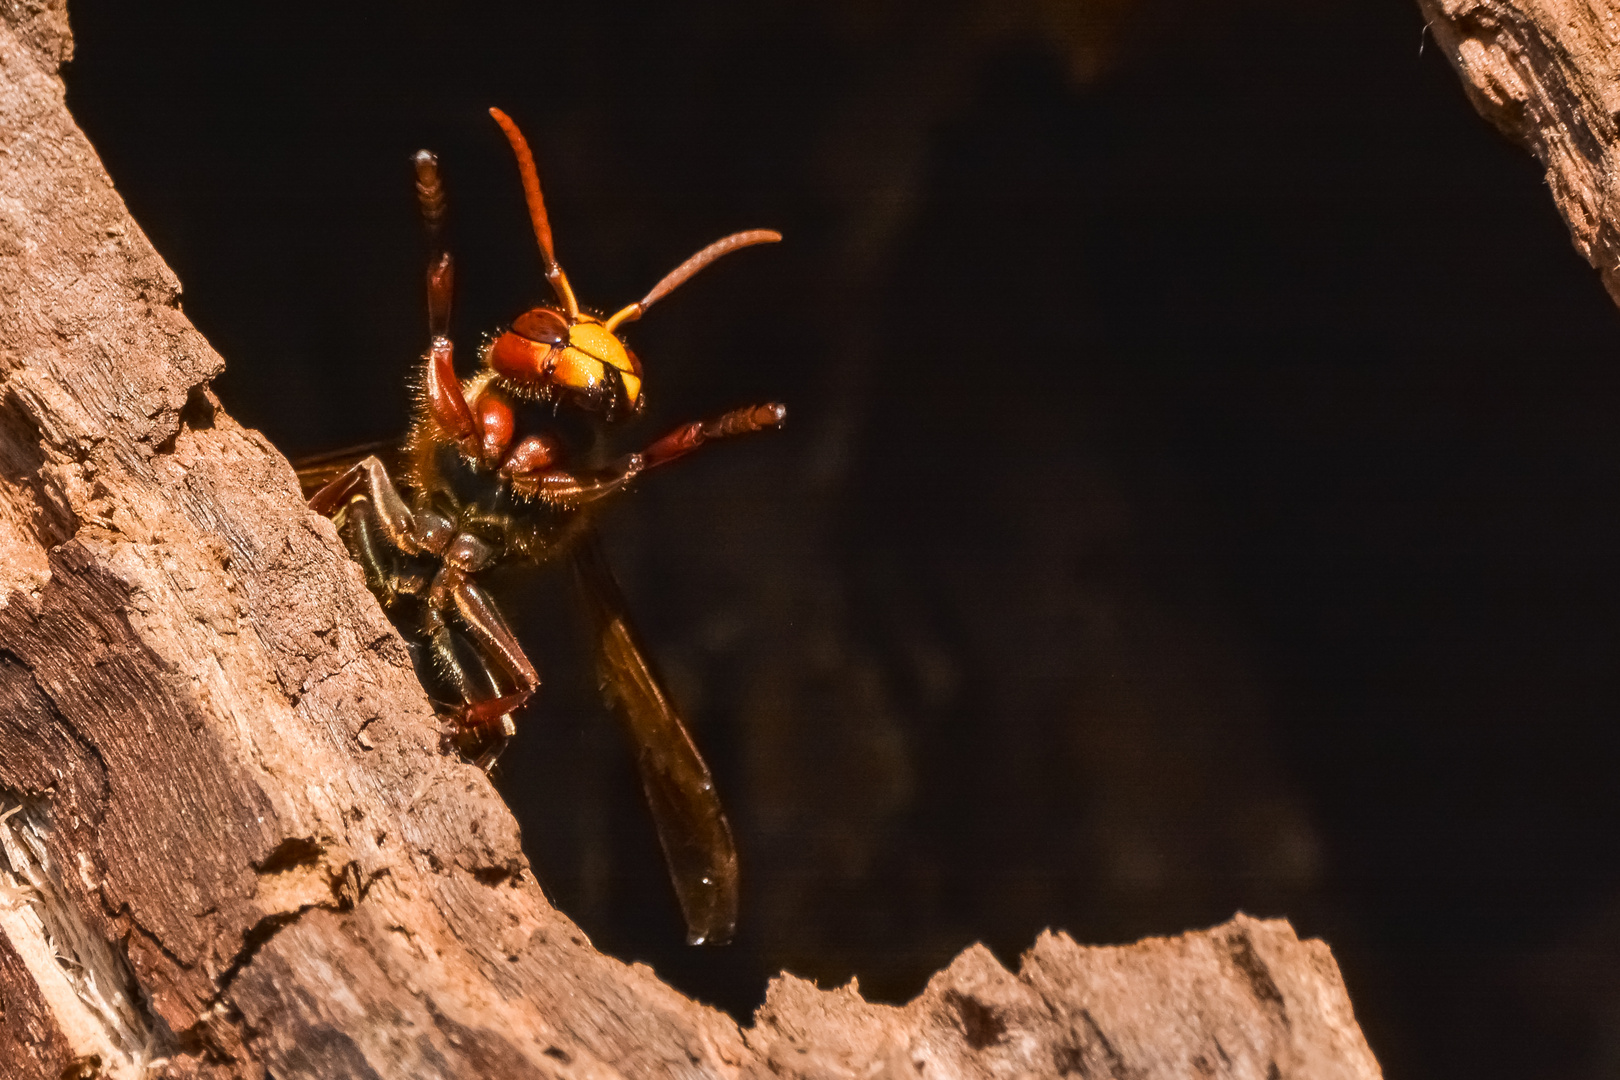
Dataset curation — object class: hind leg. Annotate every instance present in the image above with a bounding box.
[422,570,540,769]
[422,619,520,769]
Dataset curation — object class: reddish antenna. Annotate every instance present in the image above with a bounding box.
[605,230,782,332]
[489,107,579,320]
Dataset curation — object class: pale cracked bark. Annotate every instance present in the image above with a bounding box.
[0,4,1384,1078]
[1416,0,1620,304]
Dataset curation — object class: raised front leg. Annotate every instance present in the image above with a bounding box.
[498,402,785,509]
[640,402,787,470]
[412,150,479,456]
[414,149,452,339]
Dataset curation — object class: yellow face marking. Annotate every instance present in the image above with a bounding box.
[568,321,634,372]
[564,320,641,405]
[551,347,603,392]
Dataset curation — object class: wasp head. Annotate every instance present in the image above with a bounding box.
[487,306,643,420]
[484,107,779,424]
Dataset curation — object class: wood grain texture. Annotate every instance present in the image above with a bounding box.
[1415,0,1620,302]
[0,5,1382,1078]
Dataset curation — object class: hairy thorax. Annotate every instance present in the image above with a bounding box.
[406,373,608,563]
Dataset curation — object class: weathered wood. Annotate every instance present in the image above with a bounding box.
[1415,0,1620,305]
[0,5,1383,1078]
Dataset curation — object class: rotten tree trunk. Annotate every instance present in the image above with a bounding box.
[1416,0,1620,306]
[0,5,1383,1078]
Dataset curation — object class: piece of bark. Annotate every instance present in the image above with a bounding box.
[0,5,1383,1078]
[1415,0,1620,305]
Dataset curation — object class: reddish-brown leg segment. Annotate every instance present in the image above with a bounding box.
[308,456,426,550]
[424,566,540,753]
[426,255,453,340]
[513,458,646,507]
[412,149,476,451]
[424,619,528,769]
[449,576,539,698]
[500,403,784,508]
[499,432,565,478]
[415,150,452,336]
[425,338,475,448]
[473,385,516,467]
[458,692,531,732]
[641,402,787,470]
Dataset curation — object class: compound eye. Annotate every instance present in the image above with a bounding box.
[511,307,568,346]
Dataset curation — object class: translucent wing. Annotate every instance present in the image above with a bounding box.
[293,440,405,501]
[572,527,740,945]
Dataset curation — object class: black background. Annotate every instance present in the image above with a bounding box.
[63,1,1620,1076]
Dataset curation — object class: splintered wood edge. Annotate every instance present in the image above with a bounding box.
[0,6,1382,1078]
[1415,0,1620,305]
